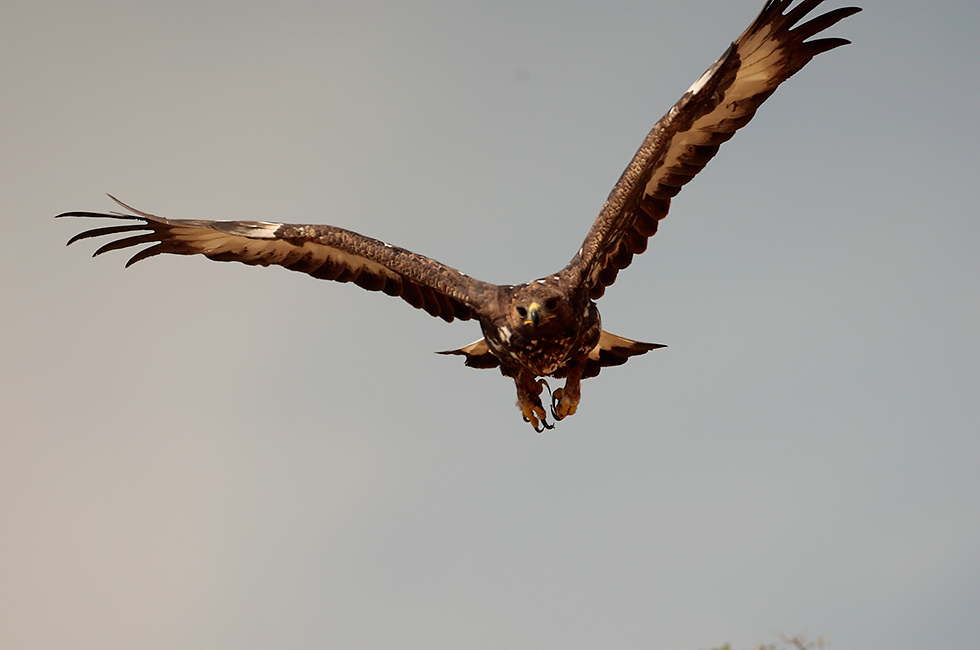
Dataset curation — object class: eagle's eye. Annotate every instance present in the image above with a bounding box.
[516,306,527,318]
[544,299,558,311]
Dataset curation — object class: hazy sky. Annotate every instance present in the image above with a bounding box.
[3,1,978,648]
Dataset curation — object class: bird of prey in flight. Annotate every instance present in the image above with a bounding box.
[60,0,861,431]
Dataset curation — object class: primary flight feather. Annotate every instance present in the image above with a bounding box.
[60,0,861,431]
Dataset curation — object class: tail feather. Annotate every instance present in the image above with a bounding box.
[582,331,665,379]
[437,331,665,379]
[436,338,500,369]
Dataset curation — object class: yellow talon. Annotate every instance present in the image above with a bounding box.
[551,387,579,420]
[519,402,552,432]
[517,377,555,431]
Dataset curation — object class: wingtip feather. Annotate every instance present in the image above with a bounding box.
[106,194,165,221]
[66,224,148,247]
[125,245,164,267]
[802,37,853,57]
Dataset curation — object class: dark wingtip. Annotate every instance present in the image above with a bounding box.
[106,193,135,212]
[57,210,109,220]
[65,223,149,247]
[803,37,853,57]
[55,209,96,219]
[66,231,88,247]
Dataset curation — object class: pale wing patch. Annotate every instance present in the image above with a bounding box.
[643,41,784,198]
[686,67,715,95]
[454,338,491,356]
[167,223,400,282]
[686,45,730,95]
[642,5,837,200]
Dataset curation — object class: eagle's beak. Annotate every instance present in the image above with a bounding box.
[526,302,542,328]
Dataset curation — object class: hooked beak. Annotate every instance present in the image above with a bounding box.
[526,302,542,328]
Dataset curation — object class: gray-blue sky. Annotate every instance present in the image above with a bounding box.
[2,1,978,648]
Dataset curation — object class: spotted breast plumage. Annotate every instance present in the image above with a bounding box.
[59,0,860,431]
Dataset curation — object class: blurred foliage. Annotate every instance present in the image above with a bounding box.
[707,634,827,650]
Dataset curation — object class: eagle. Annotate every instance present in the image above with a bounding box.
[60,0,860,432]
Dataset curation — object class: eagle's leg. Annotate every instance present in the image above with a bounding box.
[515,373,553,432]
[551,362,585,421]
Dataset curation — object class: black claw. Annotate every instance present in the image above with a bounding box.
[520,379,557,432]
[538,381,560,425]
[538,378,552,402]
[550,391,564,421]
[523,413,554,433]
[523,414,544,433]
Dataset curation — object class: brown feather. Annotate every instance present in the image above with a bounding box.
[59,197,496,323]
[567,0,860,300]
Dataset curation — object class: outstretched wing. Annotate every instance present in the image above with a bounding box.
[59,196,497,322]
[568,0,861,299]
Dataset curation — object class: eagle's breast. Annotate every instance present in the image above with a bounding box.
[482,298,601,378]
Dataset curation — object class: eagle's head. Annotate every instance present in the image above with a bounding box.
[504,281,576,335]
